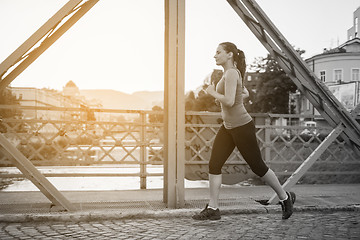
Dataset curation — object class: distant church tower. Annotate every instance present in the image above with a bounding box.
[63,80,80,97]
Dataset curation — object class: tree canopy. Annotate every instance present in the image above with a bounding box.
[250,51,302,114]
[0,89,22,132]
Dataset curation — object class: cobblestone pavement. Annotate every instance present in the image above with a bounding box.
[0,211,359,240]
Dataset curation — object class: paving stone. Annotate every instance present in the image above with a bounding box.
[0,211,359,239]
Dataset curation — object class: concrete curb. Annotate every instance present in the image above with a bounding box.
[0,205,359,223]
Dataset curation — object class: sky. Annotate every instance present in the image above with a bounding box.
[0,0,360,94]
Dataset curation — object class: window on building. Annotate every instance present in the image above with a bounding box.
[355,17,359,37]
[352,68,360,81]
[334,69,342,83]
[320,71,326,82]
[307,99,311,111]
[247,75,252,81]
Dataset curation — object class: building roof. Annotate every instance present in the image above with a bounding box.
[338,37,360,49]
[306,38,360,61]
[65,80,78,88]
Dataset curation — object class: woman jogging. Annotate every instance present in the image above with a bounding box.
[192,42,295,221]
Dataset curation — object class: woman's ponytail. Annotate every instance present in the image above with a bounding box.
[219,42,246,80]
[236,49,246,80]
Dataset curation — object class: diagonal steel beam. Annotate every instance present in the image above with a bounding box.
[268,124,345,204]
[0,0,99,92]
[0,134,76,211]
[227,0,360,149]
[0,0,99,211]
[226,0,360,203]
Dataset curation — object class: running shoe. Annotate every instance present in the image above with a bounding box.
[280,191,295,219]
[192,204,221,220]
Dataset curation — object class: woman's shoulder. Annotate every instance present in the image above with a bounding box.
[224,68,241,80]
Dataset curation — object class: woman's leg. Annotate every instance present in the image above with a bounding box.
[261,168,287,200]
[208,173,222,209]
[230,121,286,199]
[230,121,294,219]
[192,125,235,220]
[208,125,235,209]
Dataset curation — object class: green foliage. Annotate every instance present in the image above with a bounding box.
[0,89,22,133]
[250,52,300,113]
[149,105,163,123]
[0,89,21,118]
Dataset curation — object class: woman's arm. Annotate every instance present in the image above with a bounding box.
[206,69,238,107]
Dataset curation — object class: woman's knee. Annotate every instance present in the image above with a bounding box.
[252,165,269,178]
[209,163,222,175]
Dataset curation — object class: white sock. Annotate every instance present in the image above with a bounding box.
[208,205,218,210]
[280,194,288,202]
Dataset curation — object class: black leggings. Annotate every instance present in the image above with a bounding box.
[209,120,269,177]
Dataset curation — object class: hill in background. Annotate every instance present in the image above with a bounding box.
[80,89,163,110]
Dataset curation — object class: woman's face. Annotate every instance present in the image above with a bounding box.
[214,45,231,66]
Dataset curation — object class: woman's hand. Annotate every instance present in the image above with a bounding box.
[205,83,216,96]
[215,99,220,106]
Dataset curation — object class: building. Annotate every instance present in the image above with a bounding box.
[291,6,360,116]
[10,81,97,120]
[63,80,80,97]
[348,7,360,40]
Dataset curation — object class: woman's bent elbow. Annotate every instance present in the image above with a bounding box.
[223,100,235,107]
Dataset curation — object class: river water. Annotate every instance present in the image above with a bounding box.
[0,165,209,191]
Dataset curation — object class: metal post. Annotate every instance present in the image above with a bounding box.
[264,117,271,162]
[140,111,147,189]
[164,0,185,208]
[254,115,266,160]
[176,0,186,208]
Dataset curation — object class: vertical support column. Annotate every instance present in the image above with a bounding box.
[140,111,147,189]
[164,0,185,208]
[264,117,271,162]
[176,0,186,208]
[254,115,266,159]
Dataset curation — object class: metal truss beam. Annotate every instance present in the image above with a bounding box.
[0,0,99,211]
[226,0,360,203]
[268,124,345,204]
[227,0,360,148]
[0,135,76,211]
[0,0,99,92]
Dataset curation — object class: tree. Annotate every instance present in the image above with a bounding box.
[0,89,22,132]
[250,50,303,114]
[149,105,163,123]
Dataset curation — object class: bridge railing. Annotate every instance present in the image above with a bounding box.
[0,106,359,188]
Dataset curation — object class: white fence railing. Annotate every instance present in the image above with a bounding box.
[1,106,359,187]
